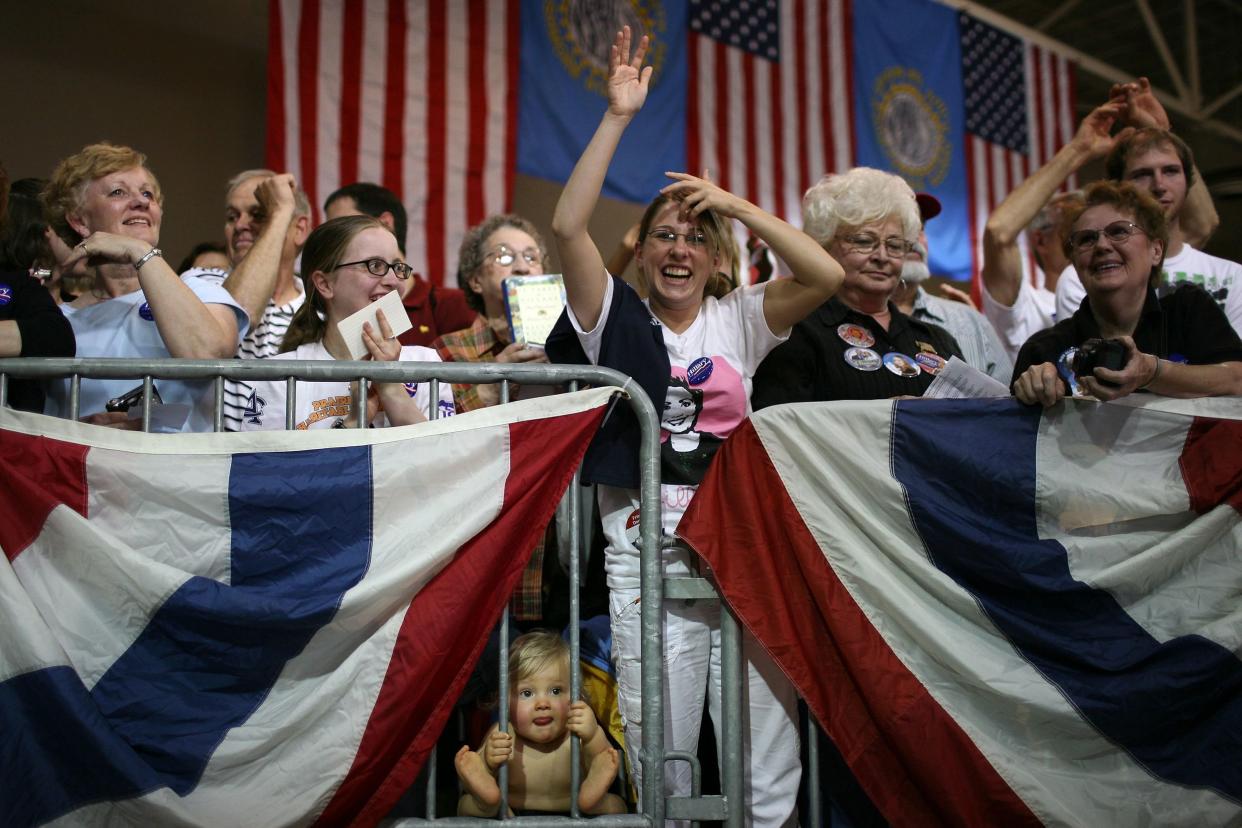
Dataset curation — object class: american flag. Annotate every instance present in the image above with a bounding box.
[265,0,518,288]
[961,14,1077,290]
[688,0,854,239]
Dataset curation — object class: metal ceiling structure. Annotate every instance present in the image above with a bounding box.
[945,0,1242,145]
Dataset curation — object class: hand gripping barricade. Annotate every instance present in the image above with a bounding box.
[0,356,755,828]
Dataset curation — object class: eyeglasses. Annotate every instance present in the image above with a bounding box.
[1067,221,1148,252]
[647,228,709,248]
[836,234,913,258]
[334,257,414,280]
[489,245,543,268]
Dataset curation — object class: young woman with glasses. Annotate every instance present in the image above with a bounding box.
[546,28,844,825]
[1012,180,1242,406]
[236,215,453,430]
[751,166,964,407]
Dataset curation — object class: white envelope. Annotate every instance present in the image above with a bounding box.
[336,289,413,359]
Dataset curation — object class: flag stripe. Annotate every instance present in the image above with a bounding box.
[680,417,1040,827]
[381,0,407,193]
[423,1,447,286]
[891,402,1242,799]
[0,431,89,562]
[296,0,322,224]
[266,2,288,173]
[338,0,364,187]
[317,408,608,824]
[465,0,487,227]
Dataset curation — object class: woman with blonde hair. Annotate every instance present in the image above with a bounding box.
[42,142,246,431]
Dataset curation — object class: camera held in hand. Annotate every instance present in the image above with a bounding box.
[1072,338,1127,387]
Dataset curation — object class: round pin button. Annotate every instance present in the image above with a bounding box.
[837,323,875,348]
[883,352,922,377]
[844,346,882,372]
[687,356,714,385]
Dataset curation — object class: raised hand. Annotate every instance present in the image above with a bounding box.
[1071,100,1126,160]
[254,173,298,218]
[62,231,150,271]
[660,172,753,221]
[361,308,402,362]
[607,26,653,119]
[1110,77,1170,130]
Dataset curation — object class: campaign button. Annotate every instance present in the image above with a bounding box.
[883,351,922,378]
[687,356,714,386]
[837,323,875,348]
[139,302,155,321]
[844,347,882,372]
[914,352,947,375]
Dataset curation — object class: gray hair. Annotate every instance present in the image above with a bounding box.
[801,167,920,246]
[226,168,311,218]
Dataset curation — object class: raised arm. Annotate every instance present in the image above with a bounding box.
[659,173,843,332]
[65,234,240,359]
[982,102,1123,305]
[223,174,299,326]
[550,27,651,331]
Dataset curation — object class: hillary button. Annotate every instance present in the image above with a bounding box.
[914,352,946,375]
[687,356,714,385]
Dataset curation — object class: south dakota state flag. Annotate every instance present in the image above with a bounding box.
[0,389,613,827]
[681,396,1242,826]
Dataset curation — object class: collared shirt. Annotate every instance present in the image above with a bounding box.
[432,316,505,413]
[752,296,963,408]
[1012,283,1242,382]
[398,279,477,348]
[911,287,1013,383]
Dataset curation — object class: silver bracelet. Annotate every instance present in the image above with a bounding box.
[134,247,163,271]
[1139,355,1163,390]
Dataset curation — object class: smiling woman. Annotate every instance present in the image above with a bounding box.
[233,215,453,431]
[544,27,845,824]
[1012,180,1242,406]
[41,142,248,432]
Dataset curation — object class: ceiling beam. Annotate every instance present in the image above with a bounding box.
[1036,0,1084,31]
[938,0,1242,145]
[1202,83,1242,120]
[1134,0,1191,103]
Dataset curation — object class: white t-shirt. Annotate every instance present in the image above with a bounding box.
[1056,245,1242,335]
[568,277,785,590]
[234,341,455,431]
[980,278,1056,363]
[44,275,248,432]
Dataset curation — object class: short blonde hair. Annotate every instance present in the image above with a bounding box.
[44,143,163,245]
[509,630,570,686]
[801,167,919,246]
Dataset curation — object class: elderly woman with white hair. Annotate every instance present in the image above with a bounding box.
[752,168,963,407]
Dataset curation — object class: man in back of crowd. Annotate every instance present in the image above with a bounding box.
[981,78,1222,359]
[191,169,310,359]
[893,193,1012,382]
[324,182,475,347]
[1054,125,1238,330]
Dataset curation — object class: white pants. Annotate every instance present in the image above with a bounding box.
[610,589,800,827]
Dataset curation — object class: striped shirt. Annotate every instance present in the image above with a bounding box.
[186,268,307,430]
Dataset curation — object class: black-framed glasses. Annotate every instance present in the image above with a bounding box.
[334,257,414,280]
[647,228,709,248]
[1067,221,1148,252]
[837,233,912,258]
[489,245,543,268]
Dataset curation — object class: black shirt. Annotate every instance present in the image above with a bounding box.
[1012,283,1242,383]
[752,296,963,408]
[0,271,76,412]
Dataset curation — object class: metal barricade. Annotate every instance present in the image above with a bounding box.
[2,357,756,826]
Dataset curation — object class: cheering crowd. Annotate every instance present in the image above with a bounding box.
[3,24,1242,825]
